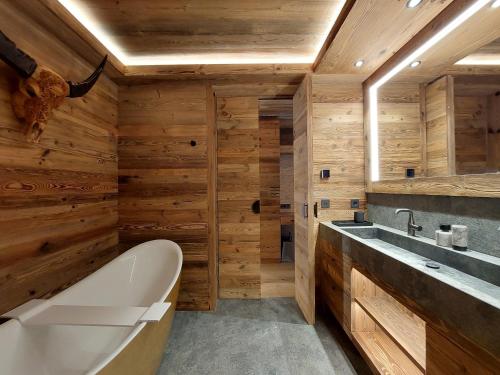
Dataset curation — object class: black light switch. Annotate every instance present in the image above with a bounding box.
[320,169,330,179]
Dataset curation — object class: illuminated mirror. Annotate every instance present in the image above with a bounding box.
[368,0,500,182]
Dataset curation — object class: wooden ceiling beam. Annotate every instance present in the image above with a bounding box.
[313,0,357,72]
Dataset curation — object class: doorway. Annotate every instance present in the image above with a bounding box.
[215,96,294,299]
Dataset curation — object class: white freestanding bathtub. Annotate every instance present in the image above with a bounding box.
[0,240,182,375]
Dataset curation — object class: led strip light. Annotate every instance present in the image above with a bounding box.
[368,0,494,182]
[58,0,346,66]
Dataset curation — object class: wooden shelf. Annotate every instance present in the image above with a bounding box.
[355,296,426,371]
[353,330,424,375]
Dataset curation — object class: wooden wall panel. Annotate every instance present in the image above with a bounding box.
[217,96,261,299]
[0,2,119,315]
[425,76,455,177]
[259,119,281,263]
[454,96,488,175]
[378,82,423,180]
[118,81,212,310]
[311,75,366,220]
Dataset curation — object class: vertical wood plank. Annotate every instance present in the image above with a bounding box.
[217,96,261,299]
[259,118,281,263]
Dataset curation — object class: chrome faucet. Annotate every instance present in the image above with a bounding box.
[395,208,423,237]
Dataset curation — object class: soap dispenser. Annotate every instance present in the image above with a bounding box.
[435,225,452,247]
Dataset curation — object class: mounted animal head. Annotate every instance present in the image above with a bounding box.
[0,31,107,142]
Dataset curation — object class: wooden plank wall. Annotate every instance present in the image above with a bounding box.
[0,2,119,315]
[311,74,365,327]
[311,75,366,220]
[488,95,500,171]
[425,75,455,177]
[454,76,500,174]
[259,119,281,263]
[118,81,214,310]
[378,82,423,180]
[216,96,261,298]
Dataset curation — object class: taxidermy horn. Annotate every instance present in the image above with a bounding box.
[0,31,38,78]
[0,29,107,143]
[67,55,108,98]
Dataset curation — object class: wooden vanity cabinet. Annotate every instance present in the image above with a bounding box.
[317,232,500,374]
[317,237,352,336]
[426,326,499,375]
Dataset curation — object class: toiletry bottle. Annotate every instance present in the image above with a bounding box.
[451,225,468,251]
[435,225,452,247]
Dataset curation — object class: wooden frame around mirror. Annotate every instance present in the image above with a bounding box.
[363,0,500,198]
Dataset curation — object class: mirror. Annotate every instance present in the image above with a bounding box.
[369,1,500,182]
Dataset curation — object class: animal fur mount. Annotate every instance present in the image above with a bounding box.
[0,31,107,143]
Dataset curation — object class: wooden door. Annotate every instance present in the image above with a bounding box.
[293,76,315,324]
[216,97,261,298]
[259,118,281,263]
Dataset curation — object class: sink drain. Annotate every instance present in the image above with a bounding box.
[425,261,440,269]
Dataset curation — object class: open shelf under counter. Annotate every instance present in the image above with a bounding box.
[351,267,427,374]
[353,329,424,375]
[355,296,426,371]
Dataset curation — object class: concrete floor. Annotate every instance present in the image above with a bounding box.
[158,298,370,375]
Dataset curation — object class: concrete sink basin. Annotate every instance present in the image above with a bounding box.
[342,226,500,287]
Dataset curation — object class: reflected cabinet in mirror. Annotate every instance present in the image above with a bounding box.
[365,1,500,197]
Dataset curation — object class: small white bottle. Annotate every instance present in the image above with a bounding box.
[435,225,452,247]
[451,225,468,251]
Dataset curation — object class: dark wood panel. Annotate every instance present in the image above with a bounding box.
[118,81,212,310]
[259,119,281,263]
[0,3,118,315]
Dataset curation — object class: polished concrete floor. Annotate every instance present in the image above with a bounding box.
[158,298,370,375]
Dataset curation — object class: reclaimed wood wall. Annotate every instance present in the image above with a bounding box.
[0,2,119,315]
[309,74,366,325]
[216,96,261,298]
[454,75,500,175]
[425,75,455,177]
[378,81,424,180]
[118,81,215,310]
[312,75,366,219]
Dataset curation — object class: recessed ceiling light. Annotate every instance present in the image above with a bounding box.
[407,0,423,8]
[492,0,500,8]
[409,60,421,68]
[354,59,364,68]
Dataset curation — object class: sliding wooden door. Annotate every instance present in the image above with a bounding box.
[259,118,281,263]
[216,97,261,298]
[293,76,315,324]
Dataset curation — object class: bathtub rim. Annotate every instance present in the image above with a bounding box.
[1,239,183,375]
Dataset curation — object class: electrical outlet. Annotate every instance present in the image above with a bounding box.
[350,199,360,209]
[321,199,330,209]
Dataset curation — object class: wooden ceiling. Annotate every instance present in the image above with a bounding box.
[316,0,452,77]
[50,0,344,64]
[28,0,495,82]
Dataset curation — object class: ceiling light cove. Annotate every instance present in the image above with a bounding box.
[492,0,500,8]
[58,0,346,66]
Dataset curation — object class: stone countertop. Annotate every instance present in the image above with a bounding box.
[319,221,500,359]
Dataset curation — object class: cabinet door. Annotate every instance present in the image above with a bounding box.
[293,76,315,324]
[217,97,261,298]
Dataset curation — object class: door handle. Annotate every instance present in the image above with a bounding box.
[251,200,260,214]
[314,202,318,218]
[303,203,308,218]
